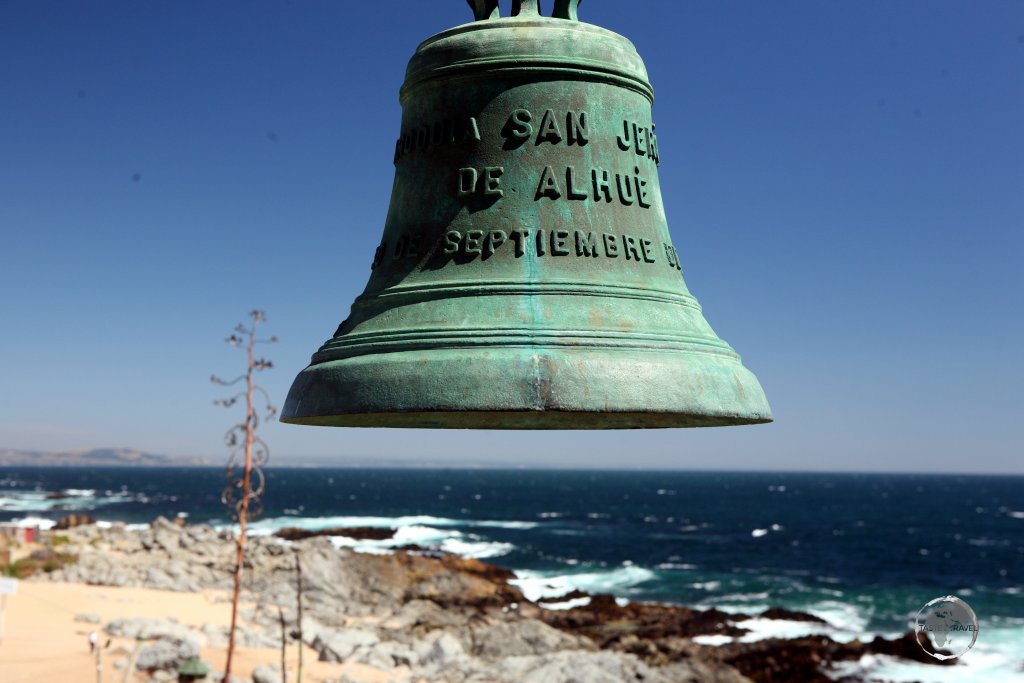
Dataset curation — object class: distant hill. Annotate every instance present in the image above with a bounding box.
[0,448,211,467]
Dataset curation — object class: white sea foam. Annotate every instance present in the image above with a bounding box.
[246,514,536,534]
[439,538,515,559]
[510,565,657,603]
[3,516,57,530]
[247,516,517,560]
[699,591,772,615]
[692,598,870,646]
[243,514,534,560]
[805,600,870,634]
[328,537,393,555]
[733,617,859,644]
[58,488,94,497]
[0,493,62,511]
[830,628,1024,683]
[693,634,734,646]
[469,520,539,529]
[540,597,592,611]
[751,528,768,538]
[0,489,133,512]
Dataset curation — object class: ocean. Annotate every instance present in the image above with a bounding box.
[2,467,1022,682]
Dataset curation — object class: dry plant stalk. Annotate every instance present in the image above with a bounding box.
[296,550,304,683]
[278,606,288,683]
[213,310,277,681]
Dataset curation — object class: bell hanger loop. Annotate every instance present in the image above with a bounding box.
[511,0,541,16]
[551,0,582,20]
[468,0,582,21]
[467,0,500,21]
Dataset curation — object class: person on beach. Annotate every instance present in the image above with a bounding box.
[88,631,97,654]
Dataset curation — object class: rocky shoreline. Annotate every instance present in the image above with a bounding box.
[32,519,952,682]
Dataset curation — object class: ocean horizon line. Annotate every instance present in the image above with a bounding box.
[3,461,1024,477]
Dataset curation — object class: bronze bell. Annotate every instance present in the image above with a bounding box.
[282,0,772,429]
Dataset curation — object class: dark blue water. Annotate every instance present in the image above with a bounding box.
[2,467,1022,679]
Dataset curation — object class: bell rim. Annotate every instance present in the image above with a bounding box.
[281,347,772,430]
[281,409,772,430]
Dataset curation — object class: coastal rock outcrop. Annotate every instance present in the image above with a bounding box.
[106,617,204,645]
[35,521,953,683]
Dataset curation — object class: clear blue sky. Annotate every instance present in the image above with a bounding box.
[2,2,1021,472]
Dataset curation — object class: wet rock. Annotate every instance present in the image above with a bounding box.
[74,612,102,624]
[863,630,957,664]
[274,526,396,541]
[536,589,590,604]
[710,631,954,683]
[540,593,749,645]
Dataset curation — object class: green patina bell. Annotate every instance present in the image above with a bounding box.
[282,0,771,429]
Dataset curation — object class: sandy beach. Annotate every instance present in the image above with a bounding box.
[0,581,395,683]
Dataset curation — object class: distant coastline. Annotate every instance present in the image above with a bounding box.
[4,448,1024,475]
[0,447,210,467]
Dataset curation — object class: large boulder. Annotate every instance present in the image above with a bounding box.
[380,599,466,638]
[251,664,283,683]
[416,632,468,670]
[311,628,380,663]
[135,637,200,671]
[105,618,200,644]
[469,619,593,660]
[144,517,184,553]
[351,639,420,670]
[460,650,747,683]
